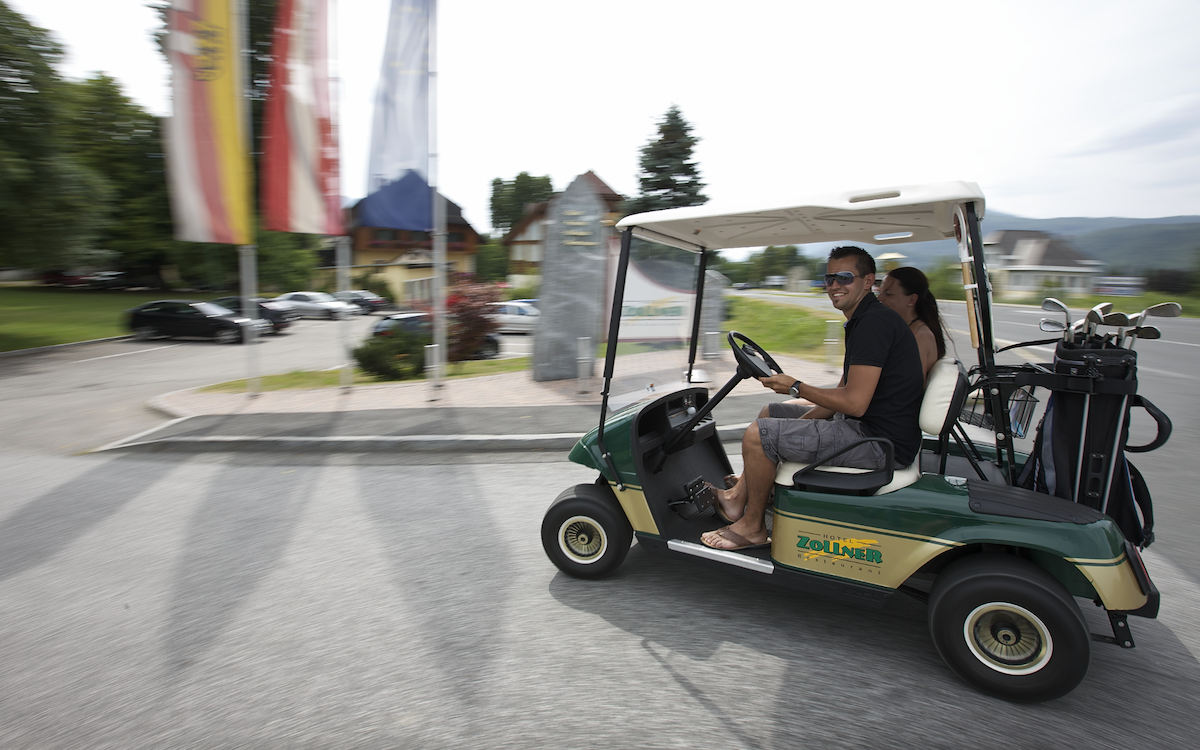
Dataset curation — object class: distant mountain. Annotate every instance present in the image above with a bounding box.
[982,211,1200,236]
[863,211,1200,272]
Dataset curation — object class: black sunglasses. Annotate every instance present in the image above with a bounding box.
[824,271,863,286]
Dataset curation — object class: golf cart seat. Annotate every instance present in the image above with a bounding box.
[775,358,967,495]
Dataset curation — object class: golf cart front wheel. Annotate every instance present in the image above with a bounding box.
[213,328,240,345]
[542,483,633,579]
[928,554,1090,702]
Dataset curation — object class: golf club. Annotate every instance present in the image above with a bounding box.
[1043,298,1071,340]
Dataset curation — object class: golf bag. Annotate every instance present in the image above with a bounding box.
[1017,341,1170,548]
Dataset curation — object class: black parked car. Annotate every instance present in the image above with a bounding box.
[371,312,501,359]
[127,300,271,344]
[211,296,301,335]
[334,290,394,315]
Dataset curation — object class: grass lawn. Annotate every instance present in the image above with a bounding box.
[200,357,532,392]
[999,291,1199,316]
[723,296,828,356]
[0,286,173,352]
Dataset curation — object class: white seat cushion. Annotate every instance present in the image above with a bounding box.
[920,358,961,435]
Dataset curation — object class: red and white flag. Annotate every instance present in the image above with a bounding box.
[164,0,253,245]
[261,0,341,235]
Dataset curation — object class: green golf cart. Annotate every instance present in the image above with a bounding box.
[541,181,1161,703]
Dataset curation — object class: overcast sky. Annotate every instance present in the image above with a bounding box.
[11,0,1200,249]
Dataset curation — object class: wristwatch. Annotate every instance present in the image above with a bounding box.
[788,379,803,398]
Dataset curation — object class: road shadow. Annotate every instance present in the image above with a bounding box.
[160,459,321,674]
[0,455,175,583]
[548,542,1200,747]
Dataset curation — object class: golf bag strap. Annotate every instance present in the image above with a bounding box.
[1126,395,1171,453]
[1127,461,1155,547]
[997,337,1060,354]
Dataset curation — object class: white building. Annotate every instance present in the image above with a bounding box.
[983,230,1104,298]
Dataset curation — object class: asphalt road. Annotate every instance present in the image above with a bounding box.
[3,450,1200,749]
[740,290,1200,582]
[3,297,1200,746]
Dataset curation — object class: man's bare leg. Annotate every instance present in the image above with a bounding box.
[702,424,774,548]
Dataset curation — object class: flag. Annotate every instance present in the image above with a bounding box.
[164,0,253,245]
[262,0,342,235]
[364,0,431,230]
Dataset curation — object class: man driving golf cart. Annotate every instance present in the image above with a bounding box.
[703,245,924,551]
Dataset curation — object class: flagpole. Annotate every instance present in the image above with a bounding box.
[238,0,260,397]
[428,0,445,394]
[330,0,352,391]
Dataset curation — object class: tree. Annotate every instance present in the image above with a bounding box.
[490,172,553,235]
[753,245,801,281]
[626,105,708,215]
[474,237,509,282]
[0,2,111,270]
[445,279,500,364]
[60,75,176,283]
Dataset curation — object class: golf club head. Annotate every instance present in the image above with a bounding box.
[1127,324,1162,350]
[1096,302,1113,316]
[1102,312,1130,327]
[1042,297,1070,325]
[1085,309,1103,339]
[1039,318,1067,333]
[1145,302,1183,318]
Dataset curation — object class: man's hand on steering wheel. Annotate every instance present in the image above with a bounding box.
[758,373,801,395]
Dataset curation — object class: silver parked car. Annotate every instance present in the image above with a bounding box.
[486,300,541,333]
[272,291,357,320]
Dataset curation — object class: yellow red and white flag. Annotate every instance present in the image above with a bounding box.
[164,0,253,245]
[261,0,341,235]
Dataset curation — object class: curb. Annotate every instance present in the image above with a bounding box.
[0,335,134,359]
[94,422,752,455]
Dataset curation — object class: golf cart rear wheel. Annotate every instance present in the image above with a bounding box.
[542,483,633,580]
[928,554,1090,702]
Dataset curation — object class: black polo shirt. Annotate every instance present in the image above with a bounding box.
[842,292,924,466]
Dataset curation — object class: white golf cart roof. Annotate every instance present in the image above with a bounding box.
[615,181,985,252]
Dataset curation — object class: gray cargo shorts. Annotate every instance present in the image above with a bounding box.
[756,412,887,469]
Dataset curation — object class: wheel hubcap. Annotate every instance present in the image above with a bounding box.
[558,516,607,564]
[964,602,1053,675]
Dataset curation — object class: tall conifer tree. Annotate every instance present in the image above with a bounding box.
[627,105,708,215]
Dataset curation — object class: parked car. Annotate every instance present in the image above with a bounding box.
[272,291,357,320]
[333,290,394,315]
[486,301,541,333]
[371,312,501,359]
[127,300,271,344]
[82,271,127,289]
[41,269,87,287]
[211,296,301,335]
[511,298,539,309]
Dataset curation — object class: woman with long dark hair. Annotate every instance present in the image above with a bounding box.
[879,266,947,380]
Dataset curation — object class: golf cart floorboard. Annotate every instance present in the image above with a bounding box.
[636,512,895,609]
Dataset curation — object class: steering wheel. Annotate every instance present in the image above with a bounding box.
[727,331,783,380]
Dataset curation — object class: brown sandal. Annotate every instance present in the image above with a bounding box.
[702,525,771,551]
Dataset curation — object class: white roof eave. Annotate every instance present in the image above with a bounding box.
[615,181,985,252]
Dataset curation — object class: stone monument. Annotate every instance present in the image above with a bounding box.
[700,268,728,360]
[533,175,608,381]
